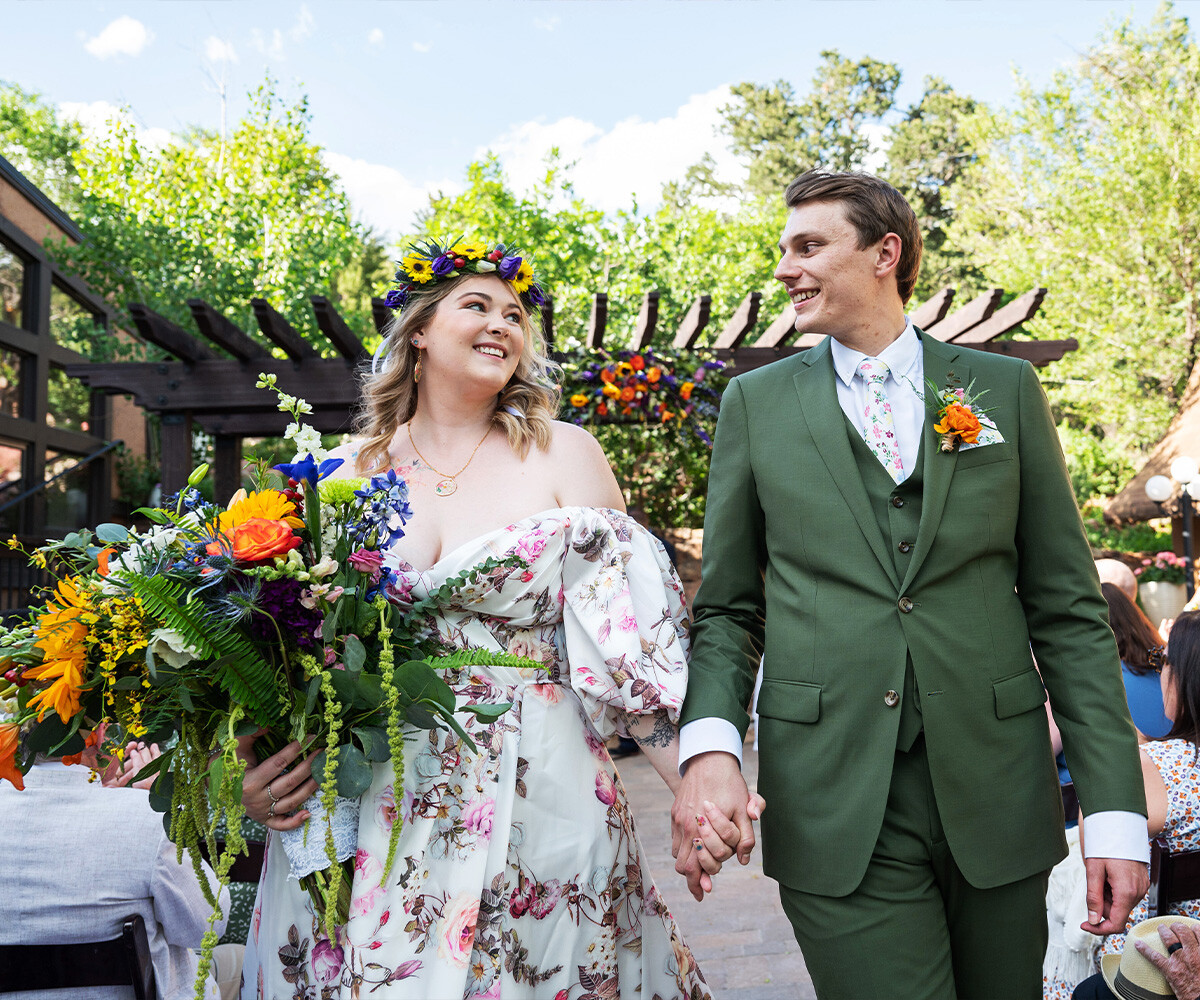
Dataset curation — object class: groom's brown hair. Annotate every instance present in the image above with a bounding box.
[784,170,923,305]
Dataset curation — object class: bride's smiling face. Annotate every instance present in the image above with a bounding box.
[416,275,526,394]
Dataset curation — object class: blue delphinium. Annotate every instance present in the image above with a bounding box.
[352,469,413,549]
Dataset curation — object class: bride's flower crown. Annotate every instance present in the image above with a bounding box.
[383,237,546,312]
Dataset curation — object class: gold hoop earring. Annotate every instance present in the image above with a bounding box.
[413,351,423,385]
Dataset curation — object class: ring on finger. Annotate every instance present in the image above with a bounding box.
[1169,941,1184,955]
[266,781,279,805]
[268,801,276,820]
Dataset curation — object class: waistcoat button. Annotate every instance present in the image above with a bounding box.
[884,690,900,707]
[898,596,914,613]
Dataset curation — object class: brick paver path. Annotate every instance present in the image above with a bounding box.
[616,745,817,999]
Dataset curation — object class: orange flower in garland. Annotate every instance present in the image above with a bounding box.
[630,355,645,371]
[620,386,636,403]
[0,723,23,789]
[680,382,694,401]
[646,367,661,383]
[26,577,93,722]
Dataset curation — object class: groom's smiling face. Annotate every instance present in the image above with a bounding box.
[774,200,893,346]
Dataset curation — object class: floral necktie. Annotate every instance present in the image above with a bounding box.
[857,357,905,483]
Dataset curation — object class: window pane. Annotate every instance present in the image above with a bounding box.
[44,449,92,535]
[0,348,23,419]
[0,439,25,536]
[47,367,92,434]
[0,241,24,330]
[50,283,104,354]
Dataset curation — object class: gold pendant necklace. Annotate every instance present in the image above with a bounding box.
[406,421,492,497]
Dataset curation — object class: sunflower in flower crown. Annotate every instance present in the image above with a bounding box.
[383,236,546,313]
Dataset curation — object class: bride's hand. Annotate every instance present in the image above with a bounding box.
[691,792,766,881]
[236,730,319,831]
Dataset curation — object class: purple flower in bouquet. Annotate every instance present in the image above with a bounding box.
[498,255,521,280]
[249,578,323,649]
[274,454,344,488]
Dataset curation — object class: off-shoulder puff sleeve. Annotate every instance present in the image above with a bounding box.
[559,509,691,739]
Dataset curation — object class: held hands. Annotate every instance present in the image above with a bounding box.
[670,751,766,901]
[235,729,320,832]
[1080,857,1151,935]
[102,741,163,790]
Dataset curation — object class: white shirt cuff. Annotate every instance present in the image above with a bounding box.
[1081,810,1151,863]
[678,718,744,776]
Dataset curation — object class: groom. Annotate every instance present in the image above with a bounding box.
[672,170,1149,998]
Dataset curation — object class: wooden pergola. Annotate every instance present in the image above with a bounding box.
[68,283,1066,499]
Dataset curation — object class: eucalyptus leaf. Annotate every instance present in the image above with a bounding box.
[95,523,130,543]
[464,702,513,722]
[112,676,143,691]
[310,748,328,786]
[405,703,438,729]
[304,675,321,717]
[343,634,366,674]
[352,726,390,762]
[354,673,384,711]
[393,660,455,713]
[335,745,373,797]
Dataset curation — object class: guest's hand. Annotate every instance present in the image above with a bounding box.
[103,741,162,790]
[671,751,761,901]
[236,729,318,831]
[1080,857,1150,934]
[1135,921,1200,1000]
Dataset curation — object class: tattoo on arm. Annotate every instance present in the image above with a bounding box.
[626,710,676,749]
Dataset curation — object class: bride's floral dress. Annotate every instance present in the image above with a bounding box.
[242,507,713,1000]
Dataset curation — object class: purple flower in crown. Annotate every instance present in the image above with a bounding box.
[431,253,456,277]
[498,255,522,280]
[384,288,408,310]
[526,284,545,307]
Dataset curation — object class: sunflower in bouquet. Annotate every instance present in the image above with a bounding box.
[0,377,535,991]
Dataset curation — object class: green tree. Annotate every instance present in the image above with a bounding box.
[950,2,1200,485]
[0,82,81,210]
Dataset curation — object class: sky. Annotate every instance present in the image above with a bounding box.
[4,0,1198,242]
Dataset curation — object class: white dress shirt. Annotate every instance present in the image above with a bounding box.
[679,319,1149,865]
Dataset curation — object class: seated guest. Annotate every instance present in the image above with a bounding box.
[0,735,234,1000]
[1103,582,1173,739]
[1096,558,1138,603]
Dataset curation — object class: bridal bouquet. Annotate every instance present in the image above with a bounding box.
[0,376,531,986]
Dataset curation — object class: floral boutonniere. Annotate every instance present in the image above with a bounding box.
[927,376,1002,453]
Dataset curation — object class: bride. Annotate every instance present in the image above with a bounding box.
[237,238,756,998]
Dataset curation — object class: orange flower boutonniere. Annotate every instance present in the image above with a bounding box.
[928,378,996,453]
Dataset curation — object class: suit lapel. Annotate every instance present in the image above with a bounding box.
[900,333,967,592]
[794,340,900,590]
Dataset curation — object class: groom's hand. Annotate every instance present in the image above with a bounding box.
[671,751,756,902]
[1080,857,1150,934]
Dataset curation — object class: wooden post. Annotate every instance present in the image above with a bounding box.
[213,434,243,504]
[629,291,660,350]
[923,288,1004,342]
[713,292,762,349]
[159,412,193,496]
[672,295,711,348]
[585,293,608,349]
[754,302,798,348]
[909,287,955,330]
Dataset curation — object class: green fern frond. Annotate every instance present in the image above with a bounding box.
[210,631,283,723]
[434,648,546,672]
[122,575,218,659]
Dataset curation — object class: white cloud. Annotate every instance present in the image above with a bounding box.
[412,40,432,53]
[251,27,286,60]
[290,4,314,42]
[483,86,745,214]
[83,16,153,59]
[324,151,456,240]
[59,101,173,152]
[204,36,238,63]
[534,15,560,31]
[367,28,384,47]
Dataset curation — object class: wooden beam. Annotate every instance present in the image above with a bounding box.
[924,288,1004,342]
[712,292,762,349]
[196,409,354,437]
[250,298,319,361]
[672,295,711,349]
[311,296,367,362]
[950,288,1047,345]
[753,302,798,348]
[539,295,554,348]
[629,291,660,350]
[370,297,391,336]
[186,299,267,362]
[975,338,1077,366]
[212,434,244,505]
[159,411,193,495]
[585,293,608,349]
[128,303,213,365]
[909,287,955,330]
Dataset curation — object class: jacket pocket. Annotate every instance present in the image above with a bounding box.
[993,669,1046,719]
[956,442,1014,470]
[756,678,821,724]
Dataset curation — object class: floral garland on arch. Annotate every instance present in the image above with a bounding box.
[559,347,727,446]
[0,376,535,998]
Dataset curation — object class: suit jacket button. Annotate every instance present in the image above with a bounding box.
[884,690,900,707]
[898,541,912,554]
[898,596,914,613]
[891,496,905,508]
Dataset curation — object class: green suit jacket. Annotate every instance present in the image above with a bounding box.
[682,332,1146,896]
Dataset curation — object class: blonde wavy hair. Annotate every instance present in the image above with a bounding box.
[354,276,561,474]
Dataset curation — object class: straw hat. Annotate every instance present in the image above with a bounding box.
[1101,915,1200,1000]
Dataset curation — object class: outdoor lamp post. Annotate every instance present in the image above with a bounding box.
[1145,458,1200,600]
